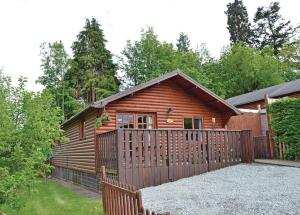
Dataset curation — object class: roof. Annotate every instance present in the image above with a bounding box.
[227,79,300,107]
[62,70,240,126]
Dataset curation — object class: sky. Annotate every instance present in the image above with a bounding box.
[0,0,299,91]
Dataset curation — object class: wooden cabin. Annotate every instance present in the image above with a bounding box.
[226,79,300,110]
[52,70,249,190]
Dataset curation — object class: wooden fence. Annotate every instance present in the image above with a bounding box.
[102,166,169,215]
[253,135,289,160]
[253,136,270,159]
[97,129,253,189]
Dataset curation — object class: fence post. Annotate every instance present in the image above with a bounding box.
[136,190,144,214]
[117,129,124,182]
[101,166,106,214]
[206,130,210,172]
[166,130,171,180]
[241,130,254,163]
[95,134,99,174]
[248,130,254,162]
[101,165,106,179]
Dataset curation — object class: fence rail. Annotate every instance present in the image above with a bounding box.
[97,129,253,189]
[102,166,169,215]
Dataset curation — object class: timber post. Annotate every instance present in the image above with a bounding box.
[241,130,254,163]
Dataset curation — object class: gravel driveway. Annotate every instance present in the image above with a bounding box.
[141,164,300,215]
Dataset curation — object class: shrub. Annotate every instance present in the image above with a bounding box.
[268,98,300,160]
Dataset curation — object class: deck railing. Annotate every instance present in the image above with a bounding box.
[97,129,253,189]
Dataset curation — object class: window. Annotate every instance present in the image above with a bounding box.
[184,118,193,129]
[117,113,134,128]
[183,117,203,129]
[194,118,202,129]
[79,119,85,139]
[117,112,155,129]
[137,114,153,129]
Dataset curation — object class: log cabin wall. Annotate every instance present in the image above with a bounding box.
[52,109,99,189]
[237,100,265,109]
[236,92,300,109]
[97,79,229,134]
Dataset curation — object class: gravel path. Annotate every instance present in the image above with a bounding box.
[141,164,300,215]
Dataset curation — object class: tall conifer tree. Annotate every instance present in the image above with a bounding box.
[176,32,190,52]
[69,18,119,103]
[225,0,252,45]
[253,2,297,56]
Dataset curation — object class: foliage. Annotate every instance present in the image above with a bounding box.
[225,0,252,45]
[253,2,298,56]
[119,28,295,99]
[208,43,287,98]
[37,41,82,120]
[2,180,103,215]
[0,72,64,211]
[68,17,120,104]
[120,28,210,88]
[268,98,300,160]
[95,113,111,128]
[279,39,300,80]
[176,32,190,52]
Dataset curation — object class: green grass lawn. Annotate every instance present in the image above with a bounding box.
[2,179,103,215]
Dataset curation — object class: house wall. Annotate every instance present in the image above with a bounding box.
[96,79,228,134]
[236,92,300,109]
[52,109,99,189]
[237,100,265,109]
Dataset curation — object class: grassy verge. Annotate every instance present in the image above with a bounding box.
[2,179,103,215]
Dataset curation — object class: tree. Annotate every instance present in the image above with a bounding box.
[37,41,76,119]
[279,39,300,80]
[120,28,210,88]
[176,32,190,52]
[217,43,287,98]
[69,17,120,104]
[253,2,298,56]
[0,72,64,212]
[225,0,252,45]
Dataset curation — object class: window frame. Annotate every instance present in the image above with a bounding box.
[183,116,204,129]
[79,118,86,139]
[116,111,156,129]
[117,112,135,129]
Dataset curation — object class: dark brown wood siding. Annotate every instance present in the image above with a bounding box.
[52,109,98,174]
[97,80,229,134]
[236,92,300,109]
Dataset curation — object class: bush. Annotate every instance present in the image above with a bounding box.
[0,74,65,211]
[268,98,300,160]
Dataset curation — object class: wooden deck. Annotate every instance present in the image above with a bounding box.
[255,159,300,168]
[97,128,254,189]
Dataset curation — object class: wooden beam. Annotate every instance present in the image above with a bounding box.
[265,94,275,159]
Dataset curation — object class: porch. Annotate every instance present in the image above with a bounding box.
[96,129,254,189]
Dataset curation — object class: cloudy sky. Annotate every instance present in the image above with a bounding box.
[0,0,299,91]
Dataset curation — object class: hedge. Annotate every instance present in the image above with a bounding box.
[268,98,300,160]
